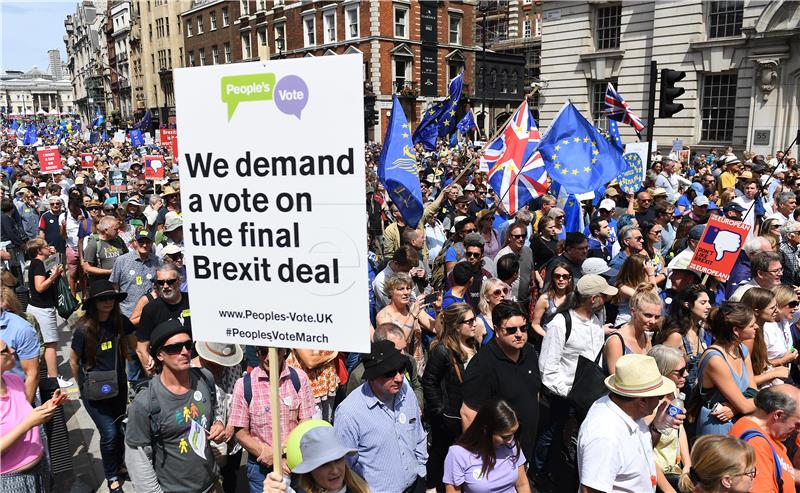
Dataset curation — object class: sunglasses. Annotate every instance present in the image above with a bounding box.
[165,253,184,261]
[465,252,481,259]
[0,346,11,355]
[671,366,688,376]
[788,301,800,309]
[155,278,179,286]
[500,325,526,336]
[161,340,193,355]
[382,367,404,379]
[492,288,509,296]
[256,348,270,358]
[510,233,526,239]
[461,316,477,326]
[553,273,571,280]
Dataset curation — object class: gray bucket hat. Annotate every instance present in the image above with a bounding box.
[292,426,357,474]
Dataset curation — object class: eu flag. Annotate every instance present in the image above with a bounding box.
[412,73,463,151]
[379,96,424,227]
[23,124,38,146]
[538,102,624,194]
[11,120,18,131]
[133,110,151,131]
[92,108,105,128]
[456,108,477,135]
[608,120,624,152]
[130,129,144,147]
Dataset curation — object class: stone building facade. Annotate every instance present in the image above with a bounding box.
[538,0,800,155]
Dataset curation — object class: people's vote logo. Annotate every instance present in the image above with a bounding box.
[221,72,308,121]
[703,225,742,261]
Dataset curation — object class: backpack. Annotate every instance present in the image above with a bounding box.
[431,241,462,291]
[243,366,301,405]
[144,368,216,466]
[739,429,784,492]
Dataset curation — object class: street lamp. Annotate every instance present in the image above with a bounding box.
[477,0,489,139]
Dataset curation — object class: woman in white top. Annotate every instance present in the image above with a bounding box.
[763,285,800,374]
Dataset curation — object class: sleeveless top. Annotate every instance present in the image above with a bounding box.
[695,344,751,437]
[602,332,633,374]
[387,310,426,375]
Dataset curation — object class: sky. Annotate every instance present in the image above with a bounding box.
[1,0,76,73]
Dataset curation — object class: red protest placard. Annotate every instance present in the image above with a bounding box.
[688,215,751,281]
[144,155,165,180]
[80,152,94,169]
[160,128,178,164]
[37,146,62,173]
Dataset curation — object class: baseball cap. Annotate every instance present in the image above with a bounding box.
[162,244,183,256]
[598,198,616,211]
[134,227,155,242]
[693,195,709,207]
[690,182,705,196]
[605,187,620,197]
[576,274,618,296]
[464,183,476,192]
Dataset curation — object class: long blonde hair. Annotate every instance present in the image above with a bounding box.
[296,465,371,493]
[432,302,479,361]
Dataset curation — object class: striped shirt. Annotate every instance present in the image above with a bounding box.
[334,380,427,492]
[228,365,316,448]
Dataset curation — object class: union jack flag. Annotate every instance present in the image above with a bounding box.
[481,100,548,216]
[605,83,645,133]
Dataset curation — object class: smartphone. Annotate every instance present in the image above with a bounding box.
[423,292,440,304]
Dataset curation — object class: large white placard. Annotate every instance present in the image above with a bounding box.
[173,55,368,353]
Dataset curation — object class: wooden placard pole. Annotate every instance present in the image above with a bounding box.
[268,346,282,478]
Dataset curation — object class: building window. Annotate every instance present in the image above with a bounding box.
[449,15,461,44]
[212,45,219,64]
[595,4,621,50]
[274,23,286,49]
[591,79,617,128]
[177,15,181,34]
[534,16,542,36]
[523,19,531,38]
[510,72,518,94]
[224,42,231,63]
[168,48,172,69]
[394,7,408,38]
[197,16,203,34]
[165,17,170,36]
[448,60,464,82]
[222,7,229,26]
[185,18,192,36]
[303,15,315,47]
[345,6,359,40]
[179,47,183,67]
[323,10,336,44]
[257,28,266,47]
[240,0,248,16]
[500,70,508,94]
[393,57,412,91]
[210,12,216,30]
[701,74,737,142]
[258,0,266,11]
[241,32,252,59]
[198,48,206,66]
[708,1,743,38]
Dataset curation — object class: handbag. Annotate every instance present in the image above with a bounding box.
[82,338,120,401]
[565,313,611,417]
[56,277,78,319]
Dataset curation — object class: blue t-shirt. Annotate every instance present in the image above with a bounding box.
[445,242,466,263]
[0,311,40,379]
[442,289,466,309]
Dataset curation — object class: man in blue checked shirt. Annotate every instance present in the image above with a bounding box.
[334,340,428,493]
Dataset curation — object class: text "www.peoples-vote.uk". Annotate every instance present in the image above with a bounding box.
[219,309,333,324]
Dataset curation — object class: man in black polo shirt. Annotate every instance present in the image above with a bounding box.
[460,300,541,474]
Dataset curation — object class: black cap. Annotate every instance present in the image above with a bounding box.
[135,226,155,242]
[150,319,191,356]
[723,202,746,214]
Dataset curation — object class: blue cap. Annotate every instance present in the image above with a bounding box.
[690,182,705,196]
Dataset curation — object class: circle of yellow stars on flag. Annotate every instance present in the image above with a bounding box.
[550,136,598,176]
[619,152,644,194]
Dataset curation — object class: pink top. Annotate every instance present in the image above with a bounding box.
[0,373,43,473]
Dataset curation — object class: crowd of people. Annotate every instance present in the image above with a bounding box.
[2,118,800,493]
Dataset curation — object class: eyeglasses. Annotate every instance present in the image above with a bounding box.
[477,191,487,195]
[155,278,179,286]
[461,316,477,326]
[651,230,663,235]
[492,288,509,296]
[500,325,526,336]
[629,236,644,242]
[788,301,800,309]
[256,348,270,358]
[510,233,526,239]
[165,253,183,261]
[640,199,653,203]
[465,252,482,259]
[161,340,193,355]
[735,469,757,479]
[553,273,571,281]
[462,228,477,234]
[766,267,784,274]
[0,346,11,355]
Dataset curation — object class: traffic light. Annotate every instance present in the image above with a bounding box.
[364,94,377,128]
[659,69,685,118]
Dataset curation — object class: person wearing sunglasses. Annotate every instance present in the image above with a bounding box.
[126,319,227,493]
[494,222,534,308]
[607,225,645,285]
[68,280,136,493]
[729,384,800,493]
[765,285,800,385]
[443,400,530,493]
[635,191,657,225]
[476,279,511,345]
[647,345,693,491]
[531,262,574,339]
[460,300,540,483]
[335,340,426,493]
[136,264,191,378]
